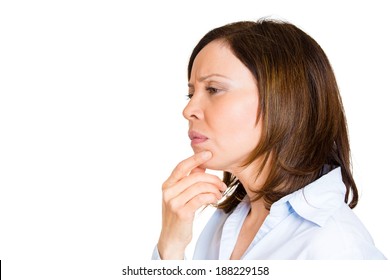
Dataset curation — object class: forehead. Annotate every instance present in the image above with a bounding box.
[190,40,250,82]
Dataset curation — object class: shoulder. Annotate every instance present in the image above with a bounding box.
[302,204,386,259]
[282,167,386,259]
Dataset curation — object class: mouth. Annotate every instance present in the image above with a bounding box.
[188,131,209,145]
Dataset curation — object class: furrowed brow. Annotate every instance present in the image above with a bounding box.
[188,74,231,87]
[198,74,231,82]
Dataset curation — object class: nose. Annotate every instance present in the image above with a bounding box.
[182,95,204,121]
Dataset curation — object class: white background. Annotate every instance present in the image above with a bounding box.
[0,0,389,279]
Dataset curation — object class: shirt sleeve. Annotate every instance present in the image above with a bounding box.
[151,245,161,260]
[151,245,187,260]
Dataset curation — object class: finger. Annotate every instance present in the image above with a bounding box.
[179,182,223,203]
[163,173,226,200]
[164,151,212,187]
[190,167,206,174]
[166,182,222,213]
[184,193,221,213]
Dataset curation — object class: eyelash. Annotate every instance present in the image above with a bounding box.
[206,86,220,94]
[186,87,220,99]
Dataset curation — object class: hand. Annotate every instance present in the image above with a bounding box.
[157,151,227,259]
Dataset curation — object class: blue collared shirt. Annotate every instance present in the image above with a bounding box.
[191,167,386,259]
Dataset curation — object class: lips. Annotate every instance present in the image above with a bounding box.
[188,131,208,145]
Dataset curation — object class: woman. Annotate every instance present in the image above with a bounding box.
[153,19,386,259]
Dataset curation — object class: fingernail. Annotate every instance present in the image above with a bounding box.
[201,151,212,159]
[222,182,227,190]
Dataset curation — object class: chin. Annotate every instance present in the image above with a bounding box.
[192,148,225,171]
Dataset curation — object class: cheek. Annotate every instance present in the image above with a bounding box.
[210,97,261,154]
[199,93,261,171]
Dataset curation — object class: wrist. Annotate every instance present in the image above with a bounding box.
[157,241,185,260]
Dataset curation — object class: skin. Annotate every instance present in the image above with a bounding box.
[157,40,270,260]
[185,41,261,172]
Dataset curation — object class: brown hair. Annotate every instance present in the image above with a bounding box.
[187,19,358,213]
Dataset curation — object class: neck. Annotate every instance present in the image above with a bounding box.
[229,158,271,215]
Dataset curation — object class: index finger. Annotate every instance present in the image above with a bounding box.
[164,151,212,187]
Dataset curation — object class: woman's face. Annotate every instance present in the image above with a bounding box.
[183,40,261,172]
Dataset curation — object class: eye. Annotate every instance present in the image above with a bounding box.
[186,93,194,100]
[206,87,220,94]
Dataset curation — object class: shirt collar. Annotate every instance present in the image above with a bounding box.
[271,167,346,227]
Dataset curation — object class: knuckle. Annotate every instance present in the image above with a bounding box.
[167,199,180,212]
[162,181,170,190]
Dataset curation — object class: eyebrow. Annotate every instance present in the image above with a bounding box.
[188,73,231,87]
